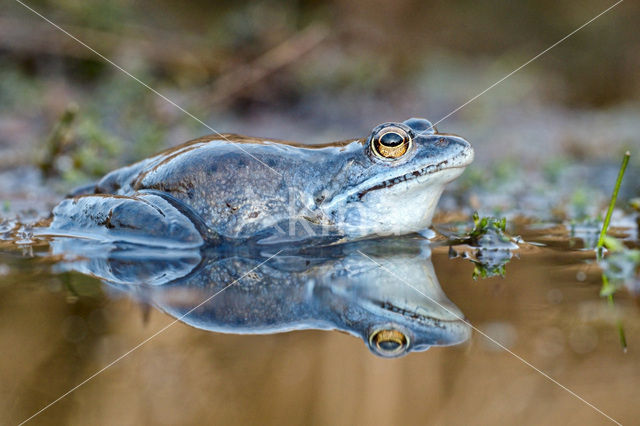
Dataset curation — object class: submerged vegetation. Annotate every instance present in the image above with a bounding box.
[466,213,518,280]
[601,236,640,297]
[446,212,518,280]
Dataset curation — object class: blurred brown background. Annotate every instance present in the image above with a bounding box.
[1,0,639,187]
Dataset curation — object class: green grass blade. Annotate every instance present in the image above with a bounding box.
[597,151,630,251]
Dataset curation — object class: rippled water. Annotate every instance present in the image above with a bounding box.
[1,216,639,425]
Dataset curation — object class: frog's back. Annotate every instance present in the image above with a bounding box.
[88,134,333,239]
[94,134,327,194]
[93,136,216,195]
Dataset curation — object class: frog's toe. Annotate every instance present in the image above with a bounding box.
[44,193,205,248]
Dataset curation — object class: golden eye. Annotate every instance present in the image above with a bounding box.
[371,126,412,159]
[369,328,409,357]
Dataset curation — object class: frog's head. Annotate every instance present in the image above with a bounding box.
[313,247,471,358]
[320,118,473,237]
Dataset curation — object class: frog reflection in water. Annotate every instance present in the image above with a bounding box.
[44,118,473,246]
[51,238,471,357]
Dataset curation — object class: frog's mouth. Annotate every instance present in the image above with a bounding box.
[356,159,461,200]
[372,299,466,325]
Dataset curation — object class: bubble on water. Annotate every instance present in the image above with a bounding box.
[576,270,587,281]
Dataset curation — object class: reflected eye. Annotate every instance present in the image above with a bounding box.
[369,328,409,357]
[371,126,412,159]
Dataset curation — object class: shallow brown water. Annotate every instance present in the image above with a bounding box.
[1,222,639,426]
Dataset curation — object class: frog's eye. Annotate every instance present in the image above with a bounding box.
[370,125,412,159]
[369,328,410,357]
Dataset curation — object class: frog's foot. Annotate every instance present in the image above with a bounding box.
[40,193,206,248]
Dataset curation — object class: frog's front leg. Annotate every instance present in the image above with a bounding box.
[44,193,206,248]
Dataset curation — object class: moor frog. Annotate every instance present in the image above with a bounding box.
[45,118,473,246]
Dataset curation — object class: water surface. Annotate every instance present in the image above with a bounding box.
[1,218,638,425]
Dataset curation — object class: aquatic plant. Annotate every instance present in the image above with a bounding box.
[595,151,632,294]
[596,151,630,252]
[39,105,126,184]
[469,212,508,244]
[448,212,519,280]
[39,104,79,177]
[595,151,631,351]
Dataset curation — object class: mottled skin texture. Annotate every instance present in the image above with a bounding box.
[51,237,470,357]
[48,118,473,245]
